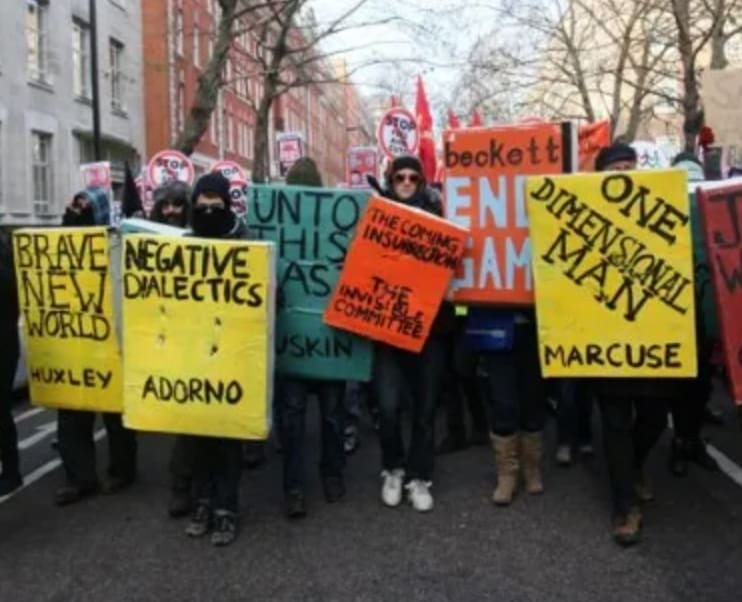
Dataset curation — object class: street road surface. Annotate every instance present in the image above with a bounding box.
[1,398,741,602]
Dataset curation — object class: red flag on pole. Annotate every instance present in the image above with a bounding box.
[469,109,483,127]
[415,76,436,182]
[448,109,461,129]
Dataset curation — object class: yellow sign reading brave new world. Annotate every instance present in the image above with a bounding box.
[13,227,122,411]
[526,169,697,377]
[121,234,275,439]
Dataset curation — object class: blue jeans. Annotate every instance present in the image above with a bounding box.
[478,323,546,436]
[278,378,346,494]
[373,337,446,481]
[187,436,242,514]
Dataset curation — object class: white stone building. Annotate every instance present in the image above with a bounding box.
[0,0,144,225]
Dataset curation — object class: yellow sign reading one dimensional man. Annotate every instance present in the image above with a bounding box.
[121,234,275,440]
[526,169,697,378]
[13,227,122,411]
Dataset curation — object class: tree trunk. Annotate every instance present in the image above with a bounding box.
[252,96,273,183]
[672,0,702,152]
[175,0,237,155]
[710,0,729,69]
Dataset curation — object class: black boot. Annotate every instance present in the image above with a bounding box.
[685,437,720,472]
[668,437,689,477]
[285,490,307,519]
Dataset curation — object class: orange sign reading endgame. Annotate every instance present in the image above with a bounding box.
[443,123,574,305]
[324,196,468,353]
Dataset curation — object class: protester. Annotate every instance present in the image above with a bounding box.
[0,229,22,496]
[591,143,676,546]
[667,151,719,477]
[374,155,452,513]
[147,181,194,518]
[182,173,247,546]
[55,190,138,506]
[473,307,547,506]
[277,158,347,519]
[150,181,191,228]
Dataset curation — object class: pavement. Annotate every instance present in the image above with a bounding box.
[1,393,742,602]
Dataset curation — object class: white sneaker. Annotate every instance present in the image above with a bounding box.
[556,444,572,466]
[380,469,405,507]
[405,479,434,512]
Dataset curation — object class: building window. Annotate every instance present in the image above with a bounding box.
[226,113,234,152]
[26,1,49,84]
[210,113,217,145]
[72,20,90,99]
[31,131,53,215]
[110,38,125,111]
[176,79,186,134]
[193,17,201,68]
[175,8,184,56]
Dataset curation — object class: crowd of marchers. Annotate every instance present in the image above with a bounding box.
[0,145,729,548]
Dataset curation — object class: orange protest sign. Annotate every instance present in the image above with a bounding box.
[578,121,612,172]
[323,196,468,352]
[443,122,576,305]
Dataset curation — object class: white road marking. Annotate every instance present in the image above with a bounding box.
[18,421,56,450]
[706,444,742,489]
[0,428,107,505]
[13,407,45,424]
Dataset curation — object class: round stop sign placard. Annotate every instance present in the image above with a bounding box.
[229,179,249,218]
[147,150,195,188]
[211,160,247,184]
[377,108,419,158]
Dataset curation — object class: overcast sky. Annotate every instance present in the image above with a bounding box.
[308,0,499,119]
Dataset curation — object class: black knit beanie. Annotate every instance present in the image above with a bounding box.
[595,143,637,172]
[390,155,424,176]
[192,172,231,208]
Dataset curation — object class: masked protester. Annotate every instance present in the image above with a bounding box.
[183,173,248,547]
[374,155,453,513]
[55,190,138,506]
[151,181,191,228]
[0,230,21,496]
[147,181,193,517]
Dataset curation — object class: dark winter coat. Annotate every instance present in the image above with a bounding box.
[0,230,19,333]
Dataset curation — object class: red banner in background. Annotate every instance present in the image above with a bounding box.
[699,182,742,406]
[578,121,611,171]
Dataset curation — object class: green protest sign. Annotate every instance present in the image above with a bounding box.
[247,185,373,381]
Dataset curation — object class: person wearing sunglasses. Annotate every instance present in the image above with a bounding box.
[150,181,191,228]
[374,155,454,513]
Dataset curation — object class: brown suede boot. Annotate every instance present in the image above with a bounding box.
[612,507,643,547]
[491,434,519,506]
[520,431,544,495]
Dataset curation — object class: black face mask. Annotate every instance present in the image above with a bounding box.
[66,205,96,226]
[191,205,233,237]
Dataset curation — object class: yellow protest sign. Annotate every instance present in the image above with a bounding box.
[121,234,275,439]
[13,227,122,411]
[526,170,697,377]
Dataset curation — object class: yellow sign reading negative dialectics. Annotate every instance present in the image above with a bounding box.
[121,234,275,439]
[13,227,122,411]
[526,169,697,377]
